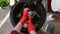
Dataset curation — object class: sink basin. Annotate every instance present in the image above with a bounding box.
[10,2,46,33]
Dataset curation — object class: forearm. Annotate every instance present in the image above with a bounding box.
[30,30,37,34]
[13,22,22,34]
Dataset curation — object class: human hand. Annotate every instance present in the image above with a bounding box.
[19,8,30,25]
[27,16,36,33]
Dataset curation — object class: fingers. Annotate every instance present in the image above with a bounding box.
[23,8,31,16]
[24,8,30,11]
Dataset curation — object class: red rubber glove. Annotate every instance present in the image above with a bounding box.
[28,16,36,33]
[19,8,30,25]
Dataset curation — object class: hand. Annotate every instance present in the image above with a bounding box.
[27,16,36,33]
[19,8,30,25]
